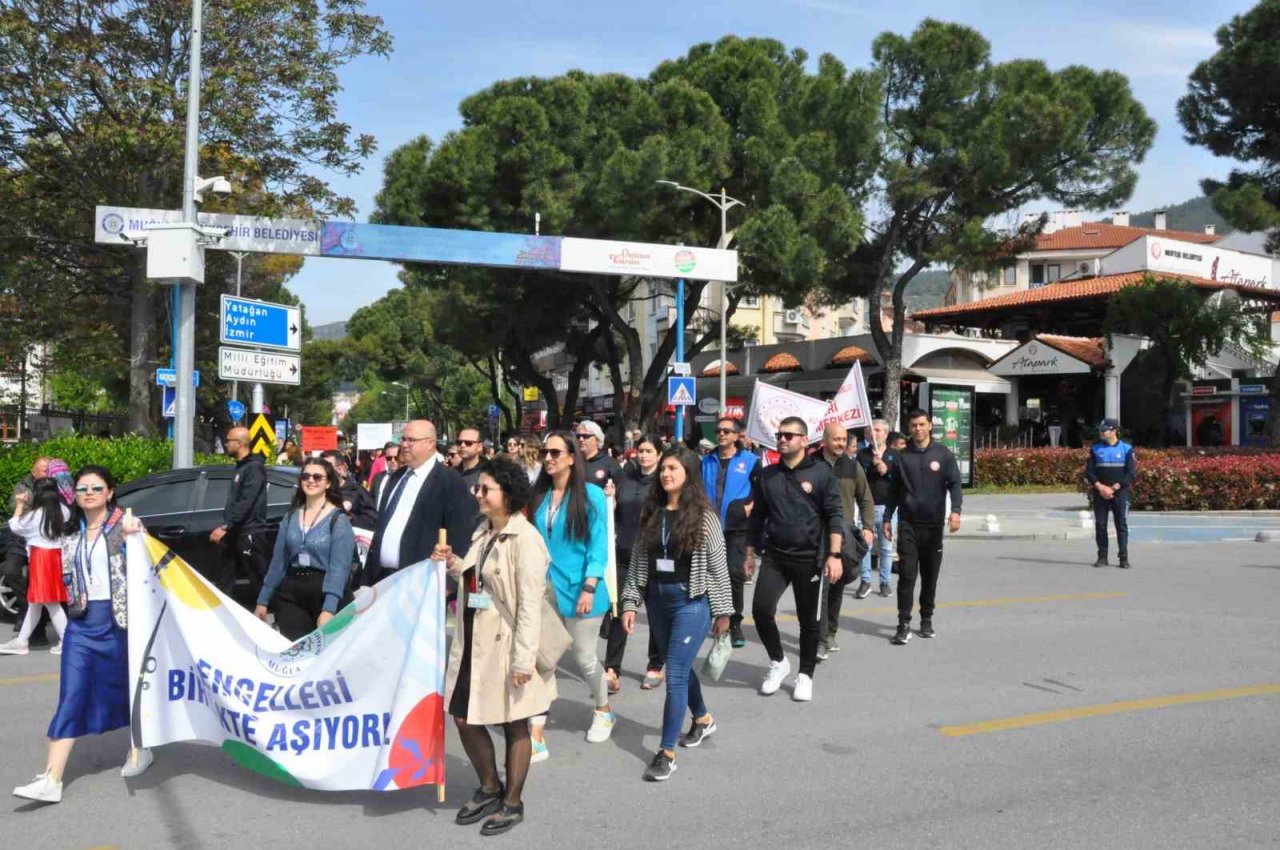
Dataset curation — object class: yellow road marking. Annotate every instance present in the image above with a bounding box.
[940,683,1280,737]
[744,591,1126,624]
[0,673,59,687]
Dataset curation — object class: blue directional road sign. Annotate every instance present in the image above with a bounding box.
[668,376,696,407]
[162,386,176,418]
[227,399,246,423]
[155,368,199,388]
[220,295,302,353]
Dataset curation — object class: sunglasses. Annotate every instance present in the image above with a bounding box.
[715,428,737,435]
[541,448,567,459]
[455,439,481,447]
[574,433,594,441]
[774,431,806,442]
[75,485,106,494]
[299,472,327,483]
[471,483,501,497]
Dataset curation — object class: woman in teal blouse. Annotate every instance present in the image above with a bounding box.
[528,431,614,760]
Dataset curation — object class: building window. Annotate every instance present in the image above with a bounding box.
[1003,267,1016,287]
[1047,264,1061,283]
[1030,264,1045,287]
[739,294,759,308]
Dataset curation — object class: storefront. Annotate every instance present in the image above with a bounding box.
[988,335,1109,447]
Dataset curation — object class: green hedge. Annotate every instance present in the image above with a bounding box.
[974,447,1280,510]
[1,435,229,513]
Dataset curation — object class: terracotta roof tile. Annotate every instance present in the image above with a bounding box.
[699,360,740,377]
[1034,223,1220,251]
[913,272,1280,321]
[828,345,876,367]
[760,352,802,373]
[1036,335,1107,368]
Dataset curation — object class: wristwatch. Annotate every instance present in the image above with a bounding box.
[582,582,598,594]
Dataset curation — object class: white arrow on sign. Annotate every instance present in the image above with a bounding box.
[218,346,302,386]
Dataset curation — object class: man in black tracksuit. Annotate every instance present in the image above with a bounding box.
[746,416,844,702]
[883,408,963,645]
[211,426,270,603]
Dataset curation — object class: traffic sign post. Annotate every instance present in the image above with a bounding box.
[218,347,301,385]
[219,295,302,352]
[248,414,276,457]
[668,376,696,408]
[162,386,177,419]
[155,368,200,388]
[227,399,246,423]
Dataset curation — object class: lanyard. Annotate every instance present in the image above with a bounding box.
[78,519,105,585]
[660,512,671,559]
[471,531,501,593]
[545,493,563,535]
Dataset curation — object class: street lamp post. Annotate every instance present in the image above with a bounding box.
[390,381,411,422]
[656,181,745,416]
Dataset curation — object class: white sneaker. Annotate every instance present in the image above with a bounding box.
[120,747,154,778]
[792,673,813,702]
[49,642,62,656]
[0,638,30,656]
[760,657,791,695]
[585,710,616,743]
[13,771,62,803]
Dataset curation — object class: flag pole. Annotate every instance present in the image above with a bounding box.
[437,527,448,804]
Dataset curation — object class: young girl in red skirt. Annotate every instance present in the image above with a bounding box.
[0,478,70,655]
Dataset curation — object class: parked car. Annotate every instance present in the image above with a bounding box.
[0,464,299,620]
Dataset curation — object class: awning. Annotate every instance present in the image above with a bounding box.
[907,365,1011,394]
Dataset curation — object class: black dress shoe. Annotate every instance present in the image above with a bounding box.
[481,803,524,836]
[456,785,504,825]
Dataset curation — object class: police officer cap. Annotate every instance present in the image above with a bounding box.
[1097,418,1120,431]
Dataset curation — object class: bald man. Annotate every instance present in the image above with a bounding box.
[364,419,476,585]
[210,425,270,599]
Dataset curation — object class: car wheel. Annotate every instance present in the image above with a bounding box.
[0,573,18,621]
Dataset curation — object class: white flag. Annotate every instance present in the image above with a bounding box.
[744,380,830,450]
[820,361,873,431]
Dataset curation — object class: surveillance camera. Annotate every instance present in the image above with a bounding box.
[211,177,232,196]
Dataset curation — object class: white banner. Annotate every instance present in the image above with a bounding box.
[95,206,322,256]
[127,535,446,792]
[744,381,830,450]
[819,361,873,431]
[356,422,394,451]
[560,237,738,283]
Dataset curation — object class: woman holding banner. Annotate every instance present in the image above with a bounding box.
[255,459,356,640]
[529,431,613,760]
[621,447,732,782]
[435,456,555,837]
[12,466,152,805]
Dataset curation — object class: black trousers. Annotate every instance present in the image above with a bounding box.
[819,563,856,638]
[1093,490,1129,558]
[724,531,748,628]
[214,528,271,607]
[896,523,944,624]
[269,569,351,641]
[752,553,823,677]
[604,548,664,673]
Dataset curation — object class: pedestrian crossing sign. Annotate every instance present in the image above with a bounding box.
[668,376,696,407]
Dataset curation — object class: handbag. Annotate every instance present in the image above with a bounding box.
[701,632,733,682]
[489,581,572,675]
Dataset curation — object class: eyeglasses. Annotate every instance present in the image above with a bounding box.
[447,451,459,458]
[400,435,432,445]
[574,433,594,441]
[455,439,481,447]
[471,484,502,497]
[715,428,737,435]
[299,472,327,483]
[541,448,566,459]
[774,431,806,442]
[75,485,106,494]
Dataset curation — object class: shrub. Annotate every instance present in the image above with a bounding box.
[974,446,1280,510]
[1,435,229,513]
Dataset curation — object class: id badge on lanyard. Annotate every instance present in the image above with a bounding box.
[657,514,675,572]
[467,535,499,609]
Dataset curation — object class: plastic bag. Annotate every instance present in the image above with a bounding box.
[701,633,732,682]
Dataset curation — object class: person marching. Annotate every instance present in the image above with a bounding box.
[575,420,622,489]
[700,416,758,649]
[211,427,270,599]
[437,456,555,836]
[745,416,844,702]
[815,422,875,659]
[603,433,666,693]
[0,478,71,655]
[255,459,356,640]
[883,409,963,645]
[1085,418,1136,569]
[855,419,900,598]
[621,447,732,781]
[12,466,152,804]
[529,431,615,760]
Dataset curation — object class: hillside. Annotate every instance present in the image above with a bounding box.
[1129,196,1231,235]
[311,321,347,341]
[903,268,950,312]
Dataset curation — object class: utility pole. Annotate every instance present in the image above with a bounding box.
[230,250,246,403]
[172,0,203,468]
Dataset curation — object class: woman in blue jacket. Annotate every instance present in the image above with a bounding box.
[529,431,613,760]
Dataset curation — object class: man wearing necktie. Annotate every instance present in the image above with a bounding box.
[364,420,477,585]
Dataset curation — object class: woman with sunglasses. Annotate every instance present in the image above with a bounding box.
[601,434,666,693]
[528,431,614,760]
[434,456,554,836]
[621,447,732,782]
[13,467,151,804]
[255,459,355,640]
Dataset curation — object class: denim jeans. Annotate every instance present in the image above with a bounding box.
[646,581,710,752]
[860,504,895,585]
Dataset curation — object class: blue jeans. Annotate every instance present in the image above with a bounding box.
[645,581,710,752]
[860,505,895,585]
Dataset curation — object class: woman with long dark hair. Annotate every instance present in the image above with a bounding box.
[621,447,732,782]
[255,458,355,640]
[1,478,70,655]
[435,456,555,836]
[528,431,613,761]
[602,434,665,692]
[13,466,152,804]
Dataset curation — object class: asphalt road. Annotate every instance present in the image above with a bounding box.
[2,537,1278,849]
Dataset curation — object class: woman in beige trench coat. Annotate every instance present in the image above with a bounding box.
[435,456,555,837]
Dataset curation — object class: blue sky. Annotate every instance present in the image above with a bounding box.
[288,0,1256,323]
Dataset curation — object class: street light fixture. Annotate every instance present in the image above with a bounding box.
[656,181,745,417]
[386,381,411,422]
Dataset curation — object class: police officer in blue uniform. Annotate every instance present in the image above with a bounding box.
[1085,418,1136,569]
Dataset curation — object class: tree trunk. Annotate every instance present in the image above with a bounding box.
[1268,359,1280,448]
[127,258,157,435]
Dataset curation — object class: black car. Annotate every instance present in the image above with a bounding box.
[0,464,299,619]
